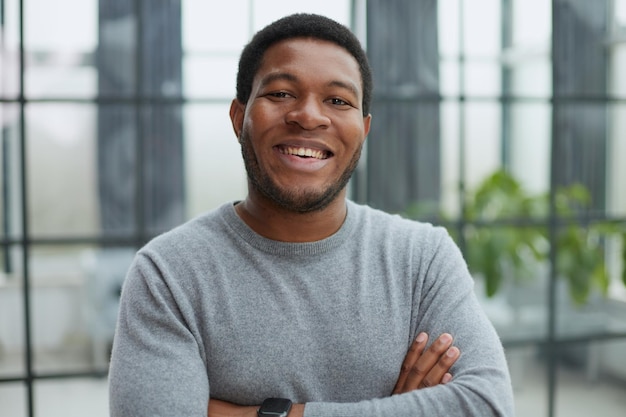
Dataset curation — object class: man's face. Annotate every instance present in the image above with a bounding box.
[230,38,372,213]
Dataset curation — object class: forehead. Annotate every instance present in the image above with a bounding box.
[255,38,363,92]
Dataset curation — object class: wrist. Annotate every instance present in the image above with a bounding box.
[288,403,305,417]
[256,398,295,417]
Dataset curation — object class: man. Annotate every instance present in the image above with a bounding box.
[109,13,514,417]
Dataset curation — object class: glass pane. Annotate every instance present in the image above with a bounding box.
[558,281,626,337]
[0,245,25,377]
[98,105,137,237]
[184,104,246,219]
[509,58,552,98]
[26,104,99,238]
[462,0,501,58]
[464,61,502,97]
[555,340,626,417]
[463,101,502,190]
[31,245,134,374]
[98,0,136,98]
[509,102,551,197]
[183,0,250,52]
[79,246,135,371]
[505,0,553,101]
[141,105,185,235]
[608,105,626,217]
[610,44,626,98]
[440,101,461,218]
[25,0,97,52]
[252,0,351,31]
[25,53,97,99]
[24,0,98,98]
[34,378,109,417]
[606,231,626,302]
[438,0,461,58]
[512,0,551,50]
[554,104,609,216]
[0,383,27,417]
[552,1,609,97]
[31,245,92,374]
[615,0,626,26]
[1,103,23,240]
[440,60,460,97]
[140,0,182,98]
[183,56,238,99]
[506,345,549,417]
[0,0,21,99]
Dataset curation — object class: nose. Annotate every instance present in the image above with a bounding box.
[285,96,330,130]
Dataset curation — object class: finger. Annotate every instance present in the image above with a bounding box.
[392,332,428,394]
[442,372,453,384]
[401,333,454,391]
[419,346,460,388]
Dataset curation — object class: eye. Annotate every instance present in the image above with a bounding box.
[266,91,292,99]
[329,97,351,107]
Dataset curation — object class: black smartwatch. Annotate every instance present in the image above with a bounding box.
[257,397,293,417]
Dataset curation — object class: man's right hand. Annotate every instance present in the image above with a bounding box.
[392,332,460,394]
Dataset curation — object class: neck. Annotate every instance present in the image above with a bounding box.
[235,191,348,243]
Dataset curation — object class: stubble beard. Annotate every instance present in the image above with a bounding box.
[239,130,362,213]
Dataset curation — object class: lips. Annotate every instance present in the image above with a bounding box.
[276,145,332,160]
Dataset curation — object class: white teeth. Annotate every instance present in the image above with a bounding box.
[281,146,328,160]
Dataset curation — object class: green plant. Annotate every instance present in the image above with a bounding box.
[551,183,625,304]
[463,170,547,297]
[405,169,626,304]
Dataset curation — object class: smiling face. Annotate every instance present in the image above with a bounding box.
[230,38,372,213]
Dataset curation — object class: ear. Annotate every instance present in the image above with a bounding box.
[363,113,372,139]
[229,99,245,140]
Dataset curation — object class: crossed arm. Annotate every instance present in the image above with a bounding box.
[207,332,460,417]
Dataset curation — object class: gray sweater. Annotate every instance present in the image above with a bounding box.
[109,200,514,416]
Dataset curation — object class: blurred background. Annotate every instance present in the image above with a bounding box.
[1,0,625,416]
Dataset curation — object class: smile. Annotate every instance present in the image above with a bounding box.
[277,145,332,160]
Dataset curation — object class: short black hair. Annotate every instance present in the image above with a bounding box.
[235,13,373,116]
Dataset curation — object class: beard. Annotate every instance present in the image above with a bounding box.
[239,130,362,213]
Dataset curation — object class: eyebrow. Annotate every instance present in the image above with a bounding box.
[327,80,360,100]
[259,72,361,99]
[258,72,298,90]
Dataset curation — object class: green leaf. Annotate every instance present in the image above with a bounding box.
[622,233,626,287]
[568,267,591,305]
[484,263,501,297]
[592,264,609,296]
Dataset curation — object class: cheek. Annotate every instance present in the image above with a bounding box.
[242,116,274,149]
[241,115,255,137]
[245,102,281,130]
[335,116,367,142]
[340,128,366,153]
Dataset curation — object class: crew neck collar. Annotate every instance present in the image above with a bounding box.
[222,200,358,256]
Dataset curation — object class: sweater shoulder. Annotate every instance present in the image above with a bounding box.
[349,201,449,243]
[139,203,231,258]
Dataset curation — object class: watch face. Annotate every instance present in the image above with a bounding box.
[259,398,292,416]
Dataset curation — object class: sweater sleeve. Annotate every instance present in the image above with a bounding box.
[108,252,209,417]
[302,230,515,417]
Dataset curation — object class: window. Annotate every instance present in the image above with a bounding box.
[1,1,625,417]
